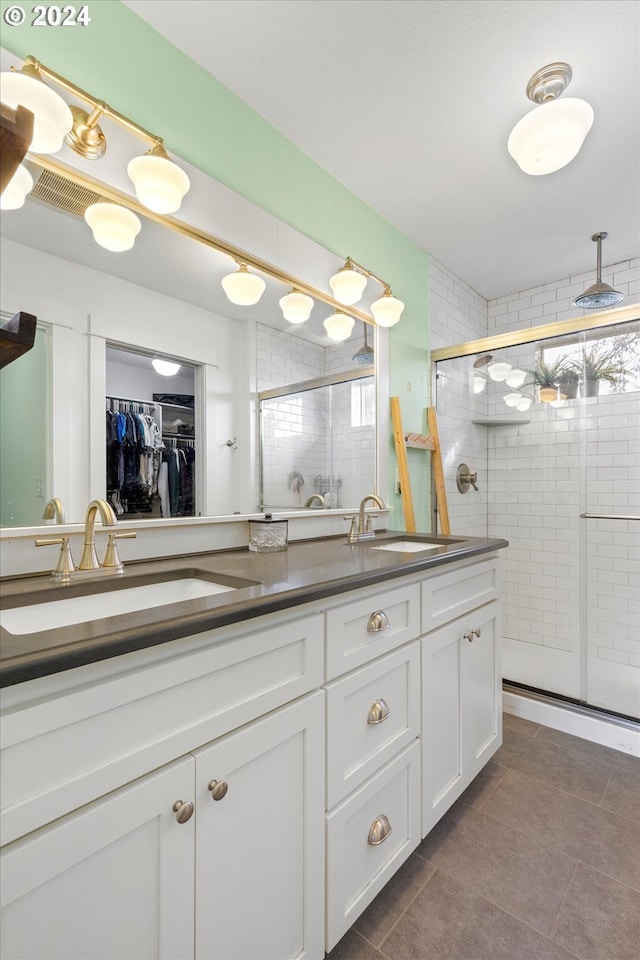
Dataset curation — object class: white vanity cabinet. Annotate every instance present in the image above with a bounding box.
[421,559,502,835]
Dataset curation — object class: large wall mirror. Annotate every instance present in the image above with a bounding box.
[0,65,384,530]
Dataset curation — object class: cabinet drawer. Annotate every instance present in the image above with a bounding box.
[325,583,420,680]
[325,642,420,808]
[325,739,421,952]
[421,558,500,633]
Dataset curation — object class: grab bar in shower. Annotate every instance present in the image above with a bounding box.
[580,513,640,521]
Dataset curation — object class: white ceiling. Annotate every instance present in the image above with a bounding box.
[123,0,640,300]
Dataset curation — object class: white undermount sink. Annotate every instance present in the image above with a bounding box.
[372,541,441,553]
[1,578,238,635]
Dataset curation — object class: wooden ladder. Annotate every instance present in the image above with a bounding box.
[390,397,451,535]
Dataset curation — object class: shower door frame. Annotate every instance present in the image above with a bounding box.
[431,301,640,718]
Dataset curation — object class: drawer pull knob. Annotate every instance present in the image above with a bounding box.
[473,627,482,638]
[208,779,229,801]
[464,627,482,642]
[367,610,391,633]
[173,799,194,824]
[367,698,391,724]
[368,814,392,846]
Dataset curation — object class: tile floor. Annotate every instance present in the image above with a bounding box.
[326,713,640,960]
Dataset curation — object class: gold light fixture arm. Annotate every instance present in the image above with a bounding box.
[344,256,392,293]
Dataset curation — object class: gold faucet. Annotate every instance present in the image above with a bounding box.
[78,499,118,570]
[346,494,386,542]
[304,494,325,508]
[42,498,65,523]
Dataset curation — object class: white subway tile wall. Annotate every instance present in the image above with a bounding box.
[430,256,640,716]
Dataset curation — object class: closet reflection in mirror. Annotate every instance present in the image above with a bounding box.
[106,346,197,520]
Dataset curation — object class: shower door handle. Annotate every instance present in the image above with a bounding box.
[580,514,640,521]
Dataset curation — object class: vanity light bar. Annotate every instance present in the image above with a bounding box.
[27,154,377,328]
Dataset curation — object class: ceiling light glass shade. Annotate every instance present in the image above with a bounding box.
[505,368,527,388]
[504,393,524,407]
[573,282,624,310]
[221,263,266,305]
[472,375,487,394]
[84,203,141,252]
[371,290,404,327]
[487,360,511,381]
[329,264,368,305]
[516,397,532,412]
[127,152,190,214]
[549,396,567,408]
[507,98,594,176]
[279,289,313,324]
[0,67,73,153]
[324,312,355,342]
[152,359,181,376]
[0,163,33,210]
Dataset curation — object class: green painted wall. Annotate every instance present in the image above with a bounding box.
[1,0,431,529]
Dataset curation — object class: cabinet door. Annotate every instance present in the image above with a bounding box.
[462,600,502,782]
[1,757,195,960]
[194,692,324,960]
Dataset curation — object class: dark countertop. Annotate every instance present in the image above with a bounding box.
[0,531,508,687]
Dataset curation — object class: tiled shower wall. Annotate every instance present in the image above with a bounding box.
[429,255,640,716]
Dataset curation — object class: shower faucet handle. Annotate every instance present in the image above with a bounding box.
[456,463,479,493]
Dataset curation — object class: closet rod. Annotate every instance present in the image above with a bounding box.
[107,394,161,407]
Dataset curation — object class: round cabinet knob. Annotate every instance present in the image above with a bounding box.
[473,627,482,638]
[208,779,229,801]
[367,698,391,725]
[463,631,475,643]
[172,799,194,823]
[367,610,391,633]
[367,814,392,846]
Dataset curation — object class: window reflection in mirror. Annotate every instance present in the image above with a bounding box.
[0,322,51,526]
[106,345,198,520]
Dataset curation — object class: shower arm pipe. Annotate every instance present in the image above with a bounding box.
[26,154,376,327]
[431,303,640,363]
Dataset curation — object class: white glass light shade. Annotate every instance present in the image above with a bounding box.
[324,312,355,342]
[516,397,532,412]
[473,375,487,394]
[152,359,181,376]
[371,290,404,327]
[221,263,266,306]
[0,69,73,153]
[0,163,33,210]
[487,360,511,381]
[504,393,524,407]
[329,265,367,305]
[507,98,594,176]
[549,396,566,408]
[505,368,527,388]
[279,290,313,324]
[84,203,141,252]
[127,153,190,214]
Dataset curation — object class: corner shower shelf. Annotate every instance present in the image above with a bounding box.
[471,419,531,426]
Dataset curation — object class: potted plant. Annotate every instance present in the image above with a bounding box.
[532,356,571,402]
[570,344,630,397]
[557,367,580,399]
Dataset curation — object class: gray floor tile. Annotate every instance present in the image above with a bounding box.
[552,863,640,960]
[495,726,613,803]
[326,928,384,960]
[502,712,542,737]
[354,853,435,947]
[380,869,578,960]
[458,759,509,809]
[415,800,576,936]
[600,766,640,823]
[482,768,640,891]
[534,724,640,775]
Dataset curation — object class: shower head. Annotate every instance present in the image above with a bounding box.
[473,354,493,368]
[352,323,374,364]
[573,232,625,310]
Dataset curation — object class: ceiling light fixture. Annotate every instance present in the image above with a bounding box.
[0,163,34,210]
[152,358,181,377]
[221,262,266,306]
[324,312,355,342]
[329,256,404,327]
[0,58,72,153]
[487,359,512,381]
[505,368,527,388]
[572,232,625,309]
[2,55,190,215]
[503,393,524,407]
[84,202,141,252]
[279,288,314,324]
[507,62,594,176]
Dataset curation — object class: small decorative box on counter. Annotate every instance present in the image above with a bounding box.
[248,513,289,552]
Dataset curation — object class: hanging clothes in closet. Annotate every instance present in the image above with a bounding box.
[106,398,164,517]
[158,437,196,518]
